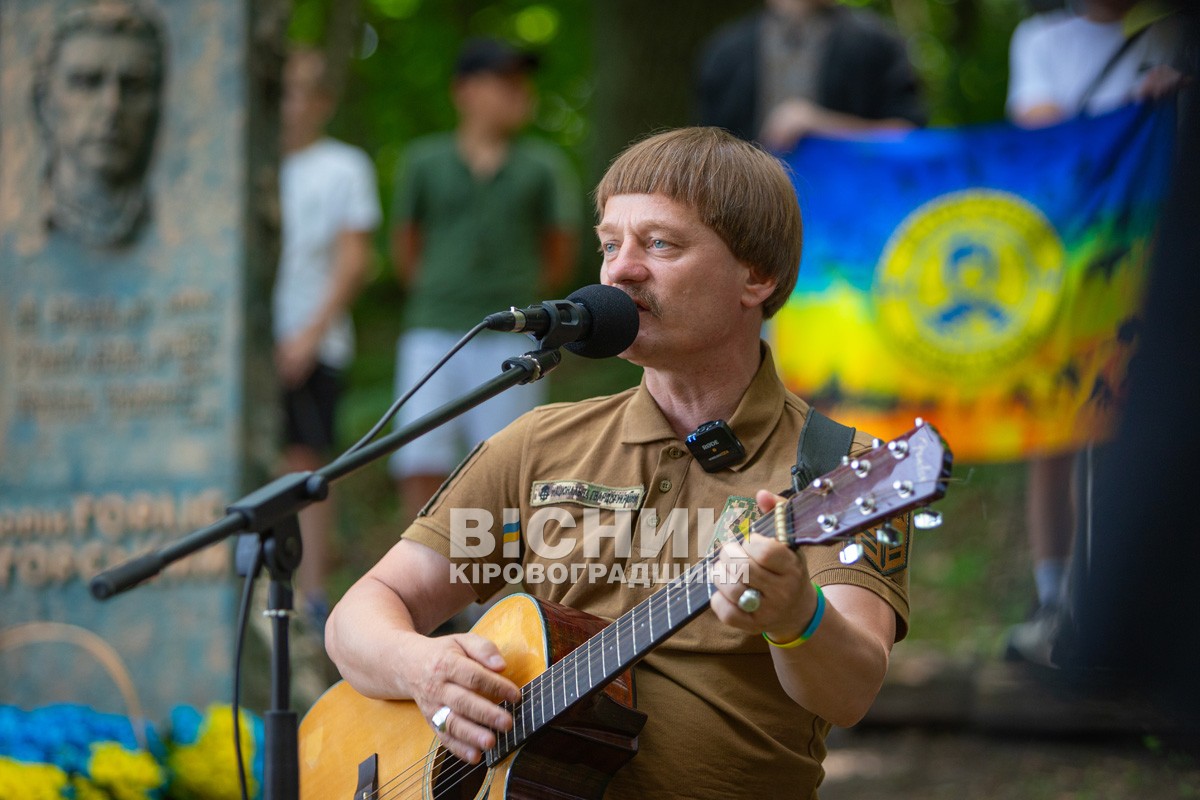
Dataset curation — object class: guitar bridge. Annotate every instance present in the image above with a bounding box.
[355,753,378,800]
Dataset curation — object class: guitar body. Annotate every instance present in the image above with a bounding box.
[299,593,647,800]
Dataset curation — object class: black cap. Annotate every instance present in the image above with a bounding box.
[454,37,539,77]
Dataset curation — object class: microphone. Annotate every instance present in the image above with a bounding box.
[483,284,639,359]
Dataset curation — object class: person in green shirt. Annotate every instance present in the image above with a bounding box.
[389,38,580,558]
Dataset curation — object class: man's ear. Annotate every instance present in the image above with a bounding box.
[741,266,777,310]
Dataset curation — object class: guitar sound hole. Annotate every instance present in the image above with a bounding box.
[429,748,487,800]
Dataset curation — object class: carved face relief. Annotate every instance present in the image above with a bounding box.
[43,31,161,185]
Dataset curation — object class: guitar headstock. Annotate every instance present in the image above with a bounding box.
[785,420,953,549]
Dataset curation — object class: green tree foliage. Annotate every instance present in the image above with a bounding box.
[879,0,1029,125]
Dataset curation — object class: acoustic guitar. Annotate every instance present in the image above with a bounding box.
[299,421,952,800]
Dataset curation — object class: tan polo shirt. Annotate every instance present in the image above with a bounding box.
[405,344,910,799]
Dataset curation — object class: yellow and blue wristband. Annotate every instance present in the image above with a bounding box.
[763,582,826,649]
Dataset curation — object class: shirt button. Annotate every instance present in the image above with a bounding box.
[659,479,672,492]
[668,447,685,458]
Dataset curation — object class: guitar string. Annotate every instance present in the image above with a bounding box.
[371,737,499,800]
[365,461,937,798]
[367,748,443,800]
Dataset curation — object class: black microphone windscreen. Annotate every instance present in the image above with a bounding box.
[564,284,639,359]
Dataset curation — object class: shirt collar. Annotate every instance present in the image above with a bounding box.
[620,342,787,472]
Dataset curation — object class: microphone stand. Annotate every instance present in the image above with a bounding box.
[89,347,563,800]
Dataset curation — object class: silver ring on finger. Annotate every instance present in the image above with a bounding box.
[737,587,762,614]
[432,705,452,734]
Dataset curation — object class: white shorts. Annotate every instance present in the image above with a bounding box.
[388,329,548,479]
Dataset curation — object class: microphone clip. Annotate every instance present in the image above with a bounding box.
[486,299,589,351]
[502,348,563,384]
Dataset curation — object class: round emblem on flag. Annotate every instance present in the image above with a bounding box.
[873,189,1065,382]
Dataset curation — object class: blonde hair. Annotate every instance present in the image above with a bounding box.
[595,127,802,318]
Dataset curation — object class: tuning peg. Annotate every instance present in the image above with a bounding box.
[913,509,943,529]
[893,480,913,498]
[839,542,864,564]
[875,524,904,547]
[914,417,925,427]
[887,440,908,459]
[871,438,883,449]
[850,458,871,477]
[854,495,875,514]
[841,455,851,466]
[810,477,831,494]
[817,513,839,532]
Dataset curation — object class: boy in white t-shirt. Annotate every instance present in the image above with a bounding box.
[1008,0,1186,124]
[272,49,382,626]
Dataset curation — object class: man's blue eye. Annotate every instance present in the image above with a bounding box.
[651,239,666,249]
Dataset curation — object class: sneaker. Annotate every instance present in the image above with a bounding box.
[1004,603,1067,668]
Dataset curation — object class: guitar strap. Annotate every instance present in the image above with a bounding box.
[1075,23,1152,114]
[789,407,857,495]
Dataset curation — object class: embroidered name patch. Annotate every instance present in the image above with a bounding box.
[530,480,644,511]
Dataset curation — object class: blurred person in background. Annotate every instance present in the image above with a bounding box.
[273,47,382,630]
[388,37,579,537]
[1068,6,1200,733]
[1005,0,1190,667]
[695,0,927,150]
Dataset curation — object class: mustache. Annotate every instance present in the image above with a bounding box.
[617,286,663,319]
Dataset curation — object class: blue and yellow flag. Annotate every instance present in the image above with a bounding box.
[771,103,1175,462]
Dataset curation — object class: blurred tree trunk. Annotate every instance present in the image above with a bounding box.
[323,0,360,99]
[589,0,759,185]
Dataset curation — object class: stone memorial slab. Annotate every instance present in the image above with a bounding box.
[0,0,280,720]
